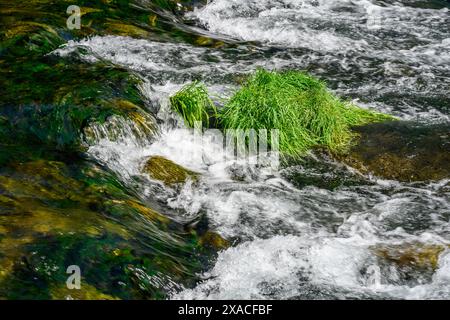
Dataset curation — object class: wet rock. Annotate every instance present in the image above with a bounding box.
[143,156,199,186]
[0,56,152,150]
[370,243,450,287]
[104,22,150,38]
[373,243,449,271]
[82,101,157,146]
[0,232,197,299]
[50,284,120,300]
[0,158,204,299]
[337,121,450,182]
[226,162,261,182]
[282,152,371,190]
[199,231,230,251]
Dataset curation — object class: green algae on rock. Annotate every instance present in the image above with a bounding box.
[374,243,449,271]
[0,0,229,152]
[0,0,234,300]
[0,0,225,62]
[0,55,153,150]
[143,156,199,186]
[50,283,120,300]
[0,233,189,299]
[0,156,204,299]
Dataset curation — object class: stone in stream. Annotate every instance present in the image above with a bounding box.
[143,156,199,186]
[336,121,450,182]
[281,152,371,190]
[367,243,450,287]
[50,283,120,300]
[0,158,203,299]
[198,231,230,251]
[373,243,449,271]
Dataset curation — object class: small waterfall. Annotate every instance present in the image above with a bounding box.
[83,112,158,147]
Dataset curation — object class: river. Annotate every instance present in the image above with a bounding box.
[1,0,450,299]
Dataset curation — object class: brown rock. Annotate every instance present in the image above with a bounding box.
[199,231,230,251]
[373,243,449,270]
[143,156,199,186]
[337,121,450,182]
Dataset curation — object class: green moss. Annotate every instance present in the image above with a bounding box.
[0,0,226,150]
[0,158,204,299]
[1,25,65,58]
[0,0,231,300]
[0,0,224,62]
[0,56,148,150]
[170,81,217,128]
[219,68,394,157]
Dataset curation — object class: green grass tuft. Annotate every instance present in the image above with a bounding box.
[219,68,394,156]
[169,81,216,128]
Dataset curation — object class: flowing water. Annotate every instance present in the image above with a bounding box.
[2,0,450,299]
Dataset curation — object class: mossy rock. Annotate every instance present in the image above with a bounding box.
[369,242,450,286]
[0,55,149,150]
[0,158,175,245]
[337,121,450,182]
[373,243,449,271]
[0,157,204,299]
[50,284,120,300]
[0,0,227,300]
[0,0,228,61]
[143,156,199,186]
[198,231,230,251]
[0,0,228,150]
[104,22,150,38]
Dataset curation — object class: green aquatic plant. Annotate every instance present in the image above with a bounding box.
[219,68,394,157]
[169,81,216,128]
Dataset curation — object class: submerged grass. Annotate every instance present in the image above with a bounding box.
[169,81,217,128]
[219,69,394,156]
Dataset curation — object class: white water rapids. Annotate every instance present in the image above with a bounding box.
[52,0,450,299]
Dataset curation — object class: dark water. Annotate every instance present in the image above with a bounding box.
[1,0,449,299]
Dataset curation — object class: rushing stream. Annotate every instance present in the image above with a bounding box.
[1,0,450,299]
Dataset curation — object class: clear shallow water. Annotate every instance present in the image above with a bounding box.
[53,0,450,299]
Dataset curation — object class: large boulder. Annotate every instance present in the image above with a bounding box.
[337,121,450,182]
